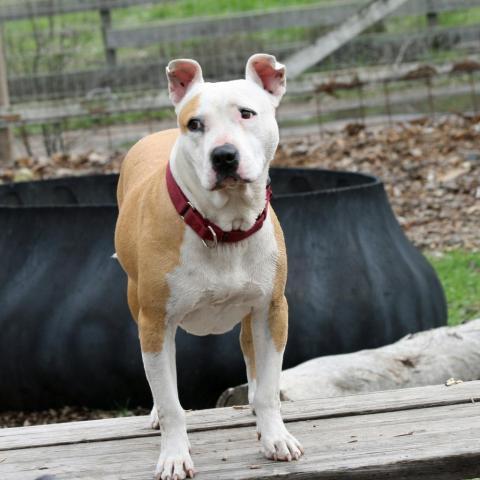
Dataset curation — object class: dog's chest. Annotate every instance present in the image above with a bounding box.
[166,220,277,335]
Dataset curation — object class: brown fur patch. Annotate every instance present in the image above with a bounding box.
[268,209,289,352]
[178,94,201,133]
[115,129,185,353]
[240,312,256,380]
[127,280,140,322]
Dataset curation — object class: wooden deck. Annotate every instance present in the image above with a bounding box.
[1,381,479,479]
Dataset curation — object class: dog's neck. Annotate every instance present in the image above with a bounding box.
[169,146,269,233]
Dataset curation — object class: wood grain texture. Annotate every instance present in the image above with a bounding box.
[0,0,156,21]
[7,51,479,127]
[220,320,480,406]
[1,0,479,22]
[1,399,479,479]
[1,381,479,451]
[0,27,12,164]
[285,0,410,78]
[105,0,480,48]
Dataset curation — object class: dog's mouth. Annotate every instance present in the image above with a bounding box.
[213,173,251,190]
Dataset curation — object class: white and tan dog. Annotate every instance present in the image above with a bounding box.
[115,53,303,480]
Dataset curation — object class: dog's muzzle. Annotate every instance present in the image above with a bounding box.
[211,143,239,178]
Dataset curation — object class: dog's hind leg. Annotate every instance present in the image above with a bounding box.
[140,312,194,480]
[240,311,257,406]
[251,296,304,462]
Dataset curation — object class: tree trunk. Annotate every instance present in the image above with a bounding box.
[217,319,480,407]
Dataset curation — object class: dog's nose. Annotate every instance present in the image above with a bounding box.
[211,144,239,173]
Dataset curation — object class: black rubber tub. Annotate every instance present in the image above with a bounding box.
[0,169,447,410]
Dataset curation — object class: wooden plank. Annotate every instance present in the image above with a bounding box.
[289,56,480,94]
[8,62,166,103]
[0,0,157,22]
[7,23,479,102]
[5,58,477,127]
[6,44,304,102]
[280,81,480,121]
[106,2,367,49]
[1,402,479,479]
[106,0,480,49]
[340,23,480,64]
[285,0,410,78]
[1,381,479,451]
[2,0,480,23]
[0,26,12,163]
[288,24,480,72]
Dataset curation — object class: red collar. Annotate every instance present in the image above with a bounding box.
[166,162,272,247]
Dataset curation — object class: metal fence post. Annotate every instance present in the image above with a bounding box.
[0,25,12,164]
[100,7,117,67]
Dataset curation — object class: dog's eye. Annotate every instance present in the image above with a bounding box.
[239,108,257,119]
[187,118,204,132]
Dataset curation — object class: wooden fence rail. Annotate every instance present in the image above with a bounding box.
[0,0,156,22]
[106,0,480,48]
[2,0,480,24]
[2,60,478,127]
[6,22,480,103]
[1,0,480,157]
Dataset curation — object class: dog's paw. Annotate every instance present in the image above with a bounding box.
[149,406,160,430]
[259,425,304,462]
[155,439,195,480]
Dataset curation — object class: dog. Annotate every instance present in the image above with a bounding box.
[115,53,303,480]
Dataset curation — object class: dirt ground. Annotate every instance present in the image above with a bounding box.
[2,114,479,253]
[0,406,149,428]
[1,114,479,427]
[273,115,480,253]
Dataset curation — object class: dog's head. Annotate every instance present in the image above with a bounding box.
[166,54,286,191]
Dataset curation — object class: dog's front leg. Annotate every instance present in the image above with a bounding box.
[140,312,194,480]
[252,296,304,462]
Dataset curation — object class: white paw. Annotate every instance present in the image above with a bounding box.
[155,435,195,480]
[149,406,160,430]
[259,424,304,462]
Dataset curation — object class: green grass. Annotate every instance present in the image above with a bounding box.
[428,252,480,326]
[114,0,326,25]
[384,6,480,33]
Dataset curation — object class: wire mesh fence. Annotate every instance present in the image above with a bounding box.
[0,0,480,158]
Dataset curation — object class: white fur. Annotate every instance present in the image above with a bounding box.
[167,216,277,335]
[171,79,278,230]
[144,54,302,480]
[142,326,194,480]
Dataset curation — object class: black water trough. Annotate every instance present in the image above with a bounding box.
[0,168,447,411]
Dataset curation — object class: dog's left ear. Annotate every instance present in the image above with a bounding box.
[166,59,204,106]
[245,53,286,107]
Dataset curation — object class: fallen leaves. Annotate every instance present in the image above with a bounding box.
[0,405,149,428]
[274,115,480,252]
[1,114,478,253]
[0,150,124,184]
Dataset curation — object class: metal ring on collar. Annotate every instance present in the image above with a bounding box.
[180,201,194,220]
[202,226,218,249]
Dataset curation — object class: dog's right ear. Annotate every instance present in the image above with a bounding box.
[166,59,204,106]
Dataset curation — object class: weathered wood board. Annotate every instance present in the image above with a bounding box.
[1,381,479,479]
